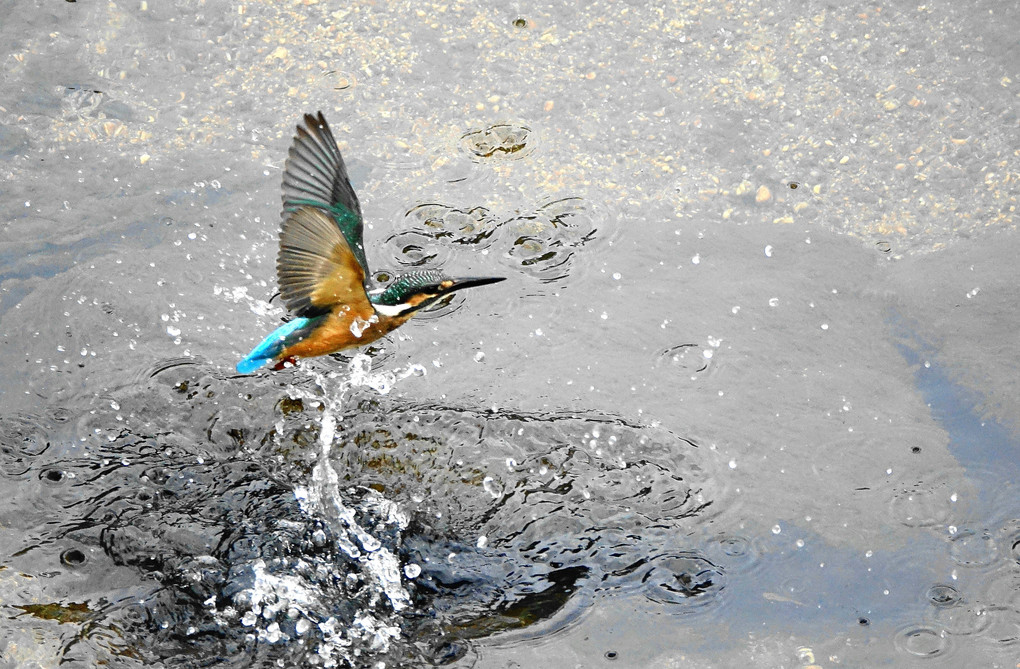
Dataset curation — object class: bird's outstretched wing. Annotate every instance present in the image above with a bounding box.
[281,112,369,274]
[277,206,370,318]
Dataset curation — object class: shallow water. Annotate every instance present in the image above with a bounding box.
[1,0,1019,667]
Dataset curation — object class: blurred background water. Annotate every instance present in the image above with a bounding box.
[1,0,1018,667]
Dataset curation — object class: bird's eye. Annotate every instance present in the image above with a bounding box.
[373,271,392,284]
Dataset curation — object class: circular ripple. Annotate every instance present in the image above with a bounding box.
[586,461,701,523]
[404,203,499,248]
[977,606,1020,646]
[949,528,998,569]
[1005,527,1020,566]
[1,414,52,457]
[384,229,451,268]
[930,600,993,637]
[639,553,725,611]
[926,583,963,608]
[655,344,709,377]
[0,414,53,478]
[501,197,597,283]
[701,534,760,575]
[330,70,357,91]
[980,569,1020,612]
[459,124,533,161]
[894,625,950,658]
[887,473,961,528]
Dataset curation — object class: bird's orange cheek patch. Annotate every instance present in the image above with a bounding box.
[405,293,433,308]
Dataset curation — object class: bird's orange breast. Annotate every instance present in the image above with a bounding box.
[280,304,412,360]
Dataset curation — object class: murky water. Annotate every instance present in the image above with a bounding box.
[2,0,1018,667]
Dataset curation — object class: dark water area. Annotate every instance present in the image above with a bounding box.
[2,0,1019,667]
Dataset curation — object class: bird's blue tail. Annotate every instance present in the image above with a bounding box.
[236,317,313,374]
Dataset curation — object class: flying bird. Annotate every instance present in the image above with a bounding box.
[237,112,504,374]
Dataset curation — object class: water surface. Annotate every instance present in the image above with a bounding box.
[1,0,1018,667]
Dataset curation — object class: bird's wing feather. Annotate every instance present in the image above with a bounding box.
[281,112,369,273]
[277,206,369,318]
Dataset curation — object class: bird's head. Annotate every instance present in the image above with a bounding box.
[369,269,505,318]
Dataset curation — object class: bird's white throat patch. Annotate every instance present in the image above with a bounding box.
[372,302,408,317]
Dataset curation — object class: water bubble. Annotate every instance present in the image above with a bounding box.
[60,548,88,568]
[40,468,66,485]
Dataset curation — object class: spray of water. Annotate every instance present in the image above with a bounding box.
[286,354,428,651]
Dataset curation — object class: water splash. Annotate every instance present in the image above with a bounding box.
[349,314,378,339]
[294,356,422,614]
[230,354,426,662]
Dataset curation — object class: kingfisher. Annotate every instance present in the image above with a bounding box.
[236,112,505,374]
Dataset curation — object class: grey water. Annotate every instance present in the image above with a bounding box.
[1,0,1018,667]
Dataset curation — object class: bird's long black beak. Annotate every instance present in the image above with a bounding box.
[441,276,506,294]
